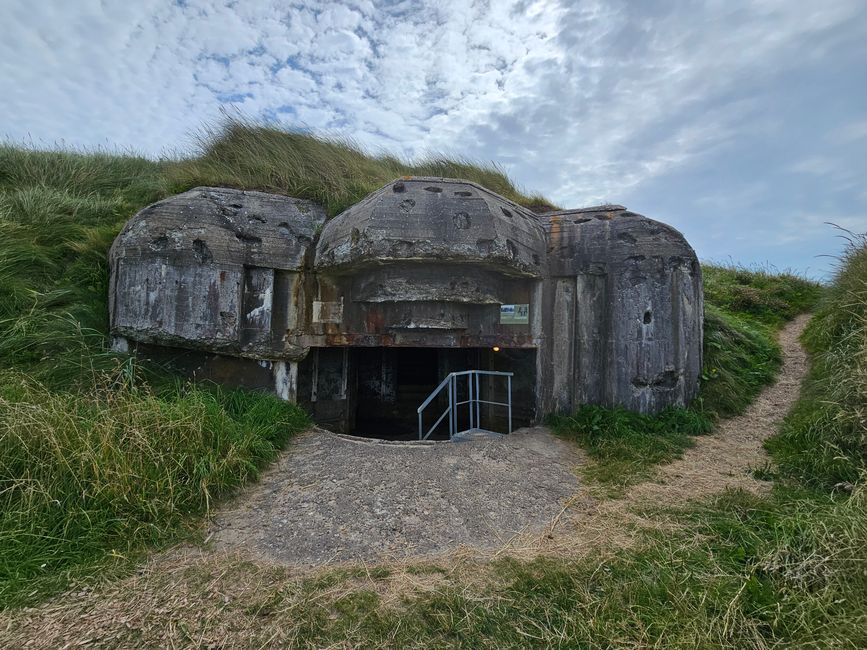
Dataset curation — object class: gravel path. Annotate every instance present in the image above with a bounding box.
[211,427,584,565]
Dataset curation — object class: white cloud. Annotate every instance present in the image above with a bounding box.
[1,0,865,275]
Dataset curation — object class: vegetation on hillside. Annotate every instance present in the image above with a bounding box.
[170,119,556,216]
[768,232,867,489]
[551,263,821,488]
[0,123,554,607]
[2,123,862,648]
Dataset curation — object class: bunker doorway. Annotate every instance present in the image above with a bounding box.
[350,347,536,441]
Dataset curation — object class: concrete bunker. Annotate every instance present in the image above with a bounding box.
[109,179,702,439]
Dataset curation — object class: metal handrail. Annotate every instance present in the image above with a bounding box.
[417,370,513,440]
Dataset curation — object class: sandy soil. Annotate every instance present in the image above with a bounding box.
[0,316,811,648]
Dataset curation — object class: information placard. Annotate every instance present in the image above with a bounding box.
[500,303,529,325]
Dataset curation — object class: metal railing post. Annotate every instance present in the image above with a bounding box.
[475,371,481,431]
[447,375,454,439]
[468,371,474,430]
[507,374,512,433]
[417,369,513,440]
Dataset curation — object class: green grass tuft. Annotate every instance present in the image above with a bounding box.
[703,263,822,328]
[548,406,713,487]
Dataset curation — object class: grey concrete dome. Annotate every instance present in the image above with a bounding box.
[315,177,547,277]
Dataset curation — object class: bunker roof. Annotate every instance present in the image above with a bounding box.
[315,177,547,277]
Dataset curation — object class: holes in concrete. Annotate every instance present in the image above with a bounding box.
[532,253,540,265]
[277,222,291,236]
[247,214,267,224]
[424,186,443,193]
[476,238,494,255]
[192,238,213,263]
[392,181,405,193]
[453,212,470,229]
[618,231,638,244]
[643,310,653,324]
[572,218,591,225]
[399,198,416,213]
[149,235,169,251]
[454,191,473,197]
[506,239,518,258]
[235,232,263,245]
[501,207,513,219]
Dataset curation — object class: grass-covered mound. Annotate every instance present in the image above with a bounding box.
[171,119,556,216]
[551,264,822,488]
[0,123,555,606]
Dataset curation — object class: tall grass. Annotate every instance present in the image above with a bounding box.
[767,233,867,489]
[169,118,556,216]
[0,366,307,607]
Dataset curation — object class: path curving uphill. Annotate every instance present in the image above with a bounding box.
[516,312,812,557]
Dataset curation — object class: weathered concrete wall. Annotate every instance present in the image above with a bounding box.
[539,206,703,414]
[109,187,326,361]
[109,181,703,429]
[316,178,547,277]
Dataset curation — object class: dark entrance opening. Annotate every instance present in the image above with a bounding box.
[350,347,536,441]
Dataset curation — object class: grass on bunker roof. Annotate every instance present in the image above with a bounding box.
[170,116,558,216]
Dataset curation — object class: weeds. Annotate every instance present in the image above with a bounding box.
[548,406,713,487]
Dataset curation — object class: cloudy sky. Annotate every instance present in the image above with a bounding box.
[3,0,866,277]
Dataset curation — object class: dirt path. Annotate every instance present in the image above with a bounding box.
[509,312,812,557]
[0,316,811,648]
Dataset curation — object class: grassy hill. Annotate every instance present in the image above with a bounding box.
[3,121,861,650]
[0,122,556,606]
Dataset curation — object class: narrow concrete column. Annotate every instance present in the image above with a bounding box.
[273,360,299,402]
